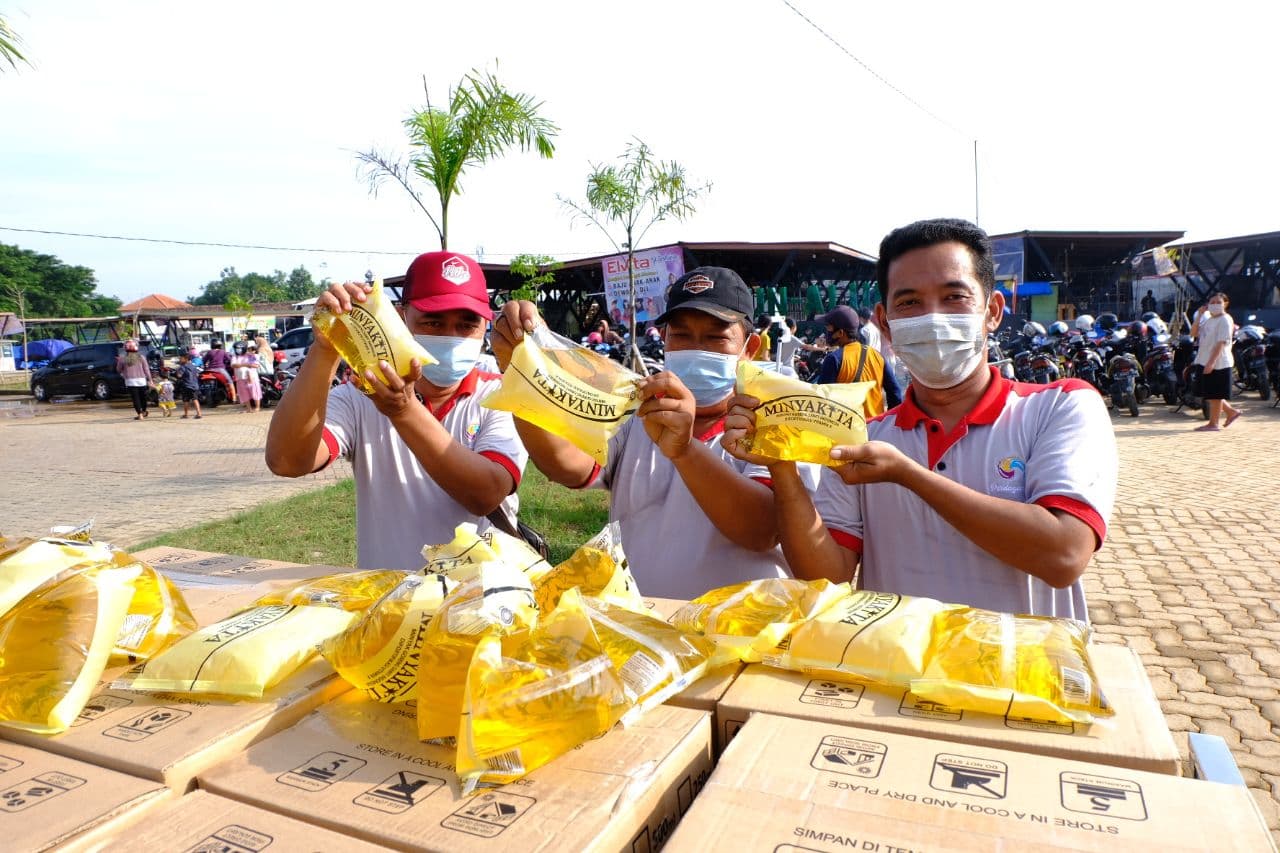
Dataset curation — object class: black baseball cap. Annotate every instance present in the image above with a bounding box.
[655,266,754,325]
[819,305,860,334]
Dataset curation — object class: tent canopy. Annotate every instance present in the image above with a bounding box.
[120,293,193,312]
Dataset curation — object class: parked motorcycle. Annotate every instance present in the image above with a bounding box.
[1142,334,1179,405]
[1107,351,1144,417]
[1028,344,1062,385]
[1267,329,1280,406]
[198,369,234,408]
[1232,320,1270,401]
[986,335,1015,380]
[258,371,284,408]
[1065,337,1105,392]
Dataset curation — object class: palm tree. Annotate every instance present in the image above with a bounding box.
[358,67,558,250]
[0,14,29,71]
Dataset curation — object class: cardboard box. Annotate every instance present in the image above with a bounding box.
[131,545,344,588]
[667,713,1275,852]
[0,739,170,852]
[81,790,388,853]
[716,645,1181,775]
[643,597,744,754]
[0,657,349,793]
[199,693,713,851]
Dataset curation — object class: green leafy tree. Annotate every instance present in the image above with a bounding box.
[191,267,309,305]
[508,254,562,302]
[0,244,119,317]
[284,266,320,301]
[357,66,558,250]
[558,139,710,355]
[1,13,30,72]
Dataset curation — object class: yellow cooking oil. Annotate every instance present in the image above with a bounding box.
[256,570,406,612]
[310,279,436,394]
[737,361,872,466]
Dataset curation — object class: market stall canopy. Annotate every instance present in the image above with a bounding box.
[120,293,193,312]
[0,312,22,336]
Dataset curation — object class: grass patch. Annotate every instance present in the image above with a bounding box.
[135,467,609,567]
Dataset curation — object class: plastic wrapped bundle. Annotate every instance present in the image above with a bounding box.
[670,578,851,664]
[320,573,457,702]
[256,570,406,611]
[416,563,539,741]
[310,279,437,394]
[423,524,551,583]
[456,589,630,793]
[111,556,198,664]
[0,534,115,619]
[481,326,640,465]
[736,361,872,465]
[533,523,642,614]
[0,563,141,734]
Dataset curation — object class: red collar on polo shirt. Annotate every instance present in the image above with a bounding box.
[889,366,1011,470]
[422,366,500,420]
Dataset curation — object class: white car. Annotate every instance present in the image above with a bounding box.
[274,326,313,366]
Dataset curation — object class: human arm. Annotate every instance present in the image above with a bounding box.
[814,351,840,384]
[491,300,599,487]
[636,373,779,552]
[881,359,902,409]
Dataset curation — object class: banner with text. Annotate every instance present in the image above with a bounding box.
[601,246,685,328]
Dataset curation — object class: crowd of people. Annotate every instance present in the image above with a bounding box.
[264,218,1119,620]
[115,333,278,421]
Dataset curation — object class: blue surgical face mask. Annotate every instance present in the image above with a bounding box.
[664,345,744,406]
[414,334,482,387]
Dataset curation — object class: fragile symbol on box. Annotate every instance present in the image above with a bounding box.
[353,770,444,814]
[1060,772,1147,821]
[898,692,963,721]
[278,752,367,792]
[930,753,1008,800]
[799,679,864,708]
[809,735,887,778]
[441,790,536,838]
[74,693,134,727]
[0,771,86,813]
[103,706,191,742]
[181,824,275,853]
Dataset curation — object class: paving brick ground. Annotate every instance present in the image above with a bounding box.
[3,388,1279,837]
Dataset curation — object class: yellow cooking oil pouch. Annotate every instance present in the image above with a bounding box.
[0,534,115,619]
[737,361,872,466]
[115,599,358,698]
[670,578,851,664]
[0,562,141,735]
[423,523,551,583]
[416,563,539,741]
[481,325,640,465]
[533,523,642,614]
[581,592,713,718]
[112,556,198,664]
[255,570,406,611]
[910,608,1111,725]
[310,278,437,394]
[320,573,457,702]
[456,588,631,793]
[760,590,959,685]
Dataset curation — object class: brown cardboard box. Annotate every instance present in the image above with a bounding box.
[83,790,388,852]
[643,597,744,754]
[0,739,170,852]
[0,657,349,793]
[199,693,713,851]
[716,644,1181,775]
[667,713,1276,852]
[131,545,345,588]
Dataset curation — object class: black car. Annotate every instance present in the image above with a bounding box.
[29,342,162,402]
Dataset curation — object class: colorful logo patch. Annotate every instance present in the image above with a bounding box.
[682,274,714,295]
[466,422,480,441]
[441,256,471,285]
[996,456,1025,479]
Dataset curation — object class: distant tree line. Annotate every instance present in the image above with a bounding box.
[188,266,326,306]
[0,243,120,317]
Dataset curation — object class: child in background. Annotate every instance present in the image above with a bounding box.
[175,352,203,420]
[156,372,176,417]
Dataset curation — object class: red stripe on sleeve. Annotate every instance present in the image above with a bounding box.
[1036,495,1107,549]
[572,462,603,490]
[751,476,774,490]
[479,451,521,493]
[311,427,340,473]
[829,527,863,553]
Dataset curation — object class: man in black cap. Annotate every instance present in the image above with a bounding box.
[814,305,901,417]
[493,266,810,598]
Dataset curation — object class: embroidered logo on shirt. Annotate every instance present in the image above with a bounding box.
[996,456,1025,479]
[465,422,480,443]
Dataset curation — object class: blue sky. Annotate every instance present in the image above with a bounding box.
[3,0,1276,304]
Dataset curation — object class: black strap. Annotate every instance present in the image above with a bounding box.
[851,343,869,382]
[486,508,520,539]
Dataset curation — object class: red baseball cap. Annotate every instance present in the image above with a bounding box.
[401,252,492,320]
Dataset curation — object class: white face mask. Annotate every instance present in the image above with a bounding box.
[888,311,989,389]
[1207,303,1225,316]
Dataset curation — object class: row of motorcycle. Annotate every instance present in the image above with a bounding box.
[988,313,1280,418]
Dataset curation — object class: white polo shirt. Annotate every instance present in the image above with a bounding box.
[583,416,817,600]
[321,368,527,571]
[813,367,1116,621]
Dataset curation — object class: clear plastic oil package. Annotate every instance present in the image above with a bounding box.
[670,577,851,664]
[0,534,116,619]
[481,325,641,465]
[416,563,539,741]
[310,278,438,395]
[736,361,873,466]
[533,523,643,614]
[909,607,1112,725]
[255,570,406,611]
[581,592,714,717]
[112,556,199,664]
[320,573,457,702]
[423,523,551,583]
[114,586,360,698]
[456,588,631,793]
[0,562,142,735]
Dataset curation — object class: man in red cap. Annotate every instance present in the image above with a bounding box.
[266,252,528,571]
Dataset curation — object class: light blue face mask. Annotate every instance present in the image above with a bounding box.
[414,335,483,387]
[664,346,743,406]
